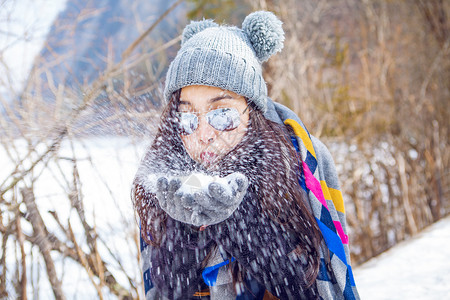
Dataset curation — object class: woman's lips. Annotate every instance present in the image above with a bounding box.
[200,151,217,164]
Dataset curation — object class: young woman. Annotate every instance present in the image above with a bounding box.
[133,11,359,300]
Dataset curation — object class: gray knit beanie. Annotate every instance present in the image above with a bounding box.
[164,11,284,112]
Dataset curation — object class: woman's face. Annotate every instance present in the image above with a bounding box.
[178,85,250,168]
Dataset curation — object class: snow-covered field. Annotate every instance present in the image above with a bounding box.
[354,215,450,299]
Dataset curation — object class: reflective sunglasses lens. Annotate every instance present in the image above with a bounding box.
[178,112,198,135]
[206,108,241,131]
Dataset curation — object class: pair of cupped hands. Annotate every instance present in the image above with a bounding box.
[147,172,249,227]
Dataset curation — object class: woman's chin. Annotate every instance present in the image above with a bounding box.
[201,159,217,170]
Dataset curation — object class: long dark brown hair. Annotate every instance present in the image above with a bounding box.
[132,89,323,287]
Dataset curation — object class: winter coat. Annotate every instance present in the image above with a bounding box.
[138,98,360,300]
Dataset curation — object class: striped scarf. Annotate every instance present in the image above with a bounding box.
[267,99,360,299]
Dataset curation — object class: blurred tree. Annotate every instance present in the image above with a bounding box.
[186,0,252,24]
[414,0,449,47]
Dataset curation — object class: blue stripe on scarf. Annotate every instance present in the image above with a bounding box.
[347,265,356,286]
[202,257,236,286]
[235,274,266,300]
[305,152,318,174]
[317,258,332,282]
[343,269,357,300]
[139,222,152,252]
[315,217,356,287]
[143,268,154,293]
[320,205,338,234]
[290,136,300,151]
[140,235,148,252]
[315,216,347,264]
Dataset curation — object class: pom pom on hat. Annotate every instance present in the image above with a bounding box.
[242,11,285,62]
[182,19,218,46]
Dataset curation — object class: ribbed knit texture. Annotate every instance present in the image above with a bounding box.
[164,11,285,113]
[164,26,267,111]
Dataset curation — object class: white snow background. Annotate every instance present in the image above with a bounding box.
[354,214,450,300]
[0,0,67,94]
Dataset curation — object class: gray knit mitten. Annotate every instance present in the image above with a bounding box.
[154,173,248,226]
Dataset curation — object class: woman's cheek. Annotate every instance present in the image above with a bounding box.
[225,126,247,149]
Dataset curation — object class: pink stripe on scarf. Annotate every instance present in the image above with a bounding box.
[302,161,349,245]
[333,221,349,244]
[302,161,328,209]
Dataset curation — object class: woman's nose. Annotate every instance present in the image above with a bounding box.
[197,116,215,143]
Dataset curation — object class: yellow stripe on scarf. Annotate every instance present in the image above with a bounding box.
[284,119,316,159]
[193,290,210,297]
[320,180,345,214]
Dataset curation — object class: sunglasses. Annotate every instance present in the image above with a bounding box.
[176,105,249,135]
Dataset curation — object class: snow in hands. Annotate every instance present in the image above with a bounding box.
[145,172,249,226]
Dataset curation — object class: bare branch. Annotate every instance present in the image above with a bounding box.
[21,187,66,300]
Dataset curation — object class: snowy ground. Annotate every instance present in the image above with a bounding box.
[354,215,450,300]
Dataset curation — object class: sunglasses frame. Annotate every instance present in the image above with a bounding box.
[176,103,250,135]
